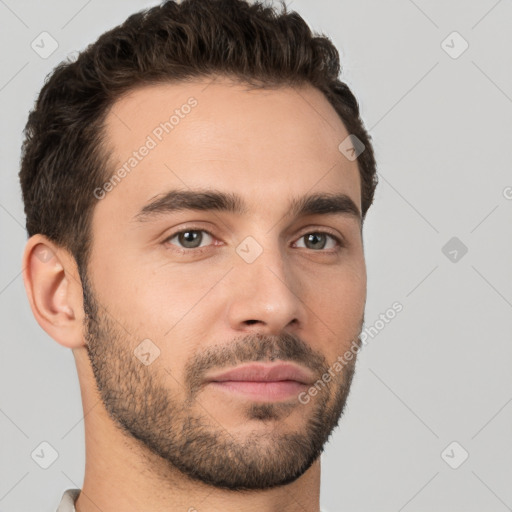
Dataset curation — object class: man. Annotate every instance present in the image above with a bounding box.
[19,0,377,510]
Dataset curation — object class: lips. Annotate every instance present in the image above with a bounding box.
[206,362,315,385]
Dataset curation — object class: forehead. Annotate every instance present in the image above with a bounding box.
[98,78,361,223]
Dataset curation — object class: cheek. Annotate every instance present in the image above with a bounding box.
[94,256,210,331]
[304,262,366,348]
[108,271,219,368]
[313,280,365,326]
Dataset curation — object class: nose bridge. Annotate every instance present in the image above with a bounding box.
[227,231,305,332]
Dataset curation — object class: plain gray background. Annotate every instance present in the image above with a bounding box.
[1,1,511,511]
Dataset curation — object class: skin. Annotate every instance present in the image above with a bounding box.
[22,77,367,512]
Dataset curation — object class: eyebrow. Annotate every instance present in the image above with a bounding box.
[132,189,361,225]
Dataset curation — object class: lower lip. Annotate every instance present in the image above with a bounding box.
[208,380,308,401]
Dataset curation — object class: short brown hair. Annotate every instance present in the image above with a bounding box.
[19,0,377,278]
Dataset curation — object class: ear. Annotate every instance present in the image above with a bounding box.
[21,234,85,349]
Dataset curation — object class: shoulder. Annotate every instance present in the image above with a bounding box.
[56,488,81,512]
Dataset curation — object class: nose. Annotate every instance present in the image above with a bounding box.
[226,241,307,335]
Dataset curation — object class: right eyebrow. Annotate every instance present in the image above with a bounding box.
[132,189,247,222]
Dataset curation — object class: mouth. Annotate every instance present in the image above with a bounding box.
[207,380,309,401]
[205,362,314,402]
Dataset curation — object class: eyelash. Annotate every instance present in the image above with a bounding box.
[163,227,344,255]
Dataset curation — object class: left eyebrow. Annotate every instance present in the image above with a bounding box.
[132,188,361,225]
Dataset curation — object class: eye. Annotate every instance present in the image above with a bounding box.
[164,229,215,251]
[163,228,343,254]
[294,231,342,251]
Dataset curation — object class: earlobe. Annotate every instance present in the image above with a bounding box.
[21,234,85,349]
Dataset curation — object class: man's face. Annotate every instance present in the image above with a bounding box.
[82,78,366,490]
